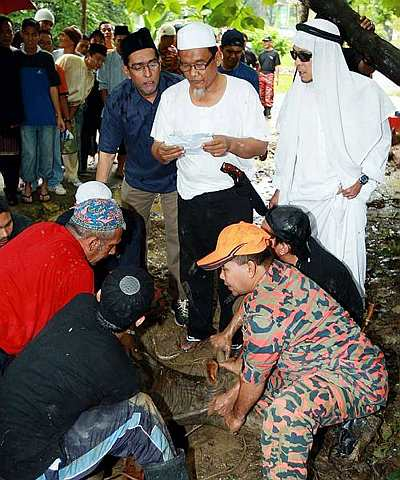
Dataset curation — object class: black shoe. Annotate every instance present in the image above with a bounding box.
[172,299,189,327]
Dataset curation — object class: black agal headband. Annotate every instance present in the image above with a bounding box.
[296,23,342,44]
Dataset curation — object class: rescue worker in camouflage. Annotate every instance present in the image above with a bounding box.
[202,222,388,480]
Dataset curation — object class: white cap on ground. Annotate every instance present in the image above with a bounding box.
[75,181,112,204]
[177,23,216,51]
[34,8,55,25]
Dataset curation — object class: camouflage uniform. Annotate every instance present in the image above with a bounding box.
[241,260,387,479]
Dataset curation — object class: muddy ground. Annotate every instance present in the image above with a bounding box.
[8,146,400,480]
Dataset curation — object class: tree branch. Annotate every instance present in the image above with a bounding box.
[298,0,400,86]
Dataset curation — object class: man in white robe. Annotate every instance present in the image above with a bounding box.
[270,18,394,295]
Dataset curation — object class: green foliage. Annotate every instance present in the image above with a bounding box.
[348,0,399,40]
[123,0,273,36]
[386,470,400,480]
[8,0,131,37]
[245,28,290,58]
[7,0,278,41]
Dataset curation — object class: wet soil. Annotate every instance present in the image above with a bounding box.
[9,147,400,480]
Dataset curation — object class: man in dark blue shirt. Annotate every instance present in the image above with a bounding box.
[218,29,259,93]
[97,28,188,326]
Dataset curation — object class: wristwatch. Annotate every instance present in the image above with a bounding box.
[359,174,369,185]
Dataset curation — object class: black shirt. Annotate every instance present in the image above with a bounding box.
[296,237,364,325]
[0,294,140,480]
[57,207,146,289]
[242,48,258,69]
[10,212,32,241]
[259,49,281,74]
[0,46,24,127]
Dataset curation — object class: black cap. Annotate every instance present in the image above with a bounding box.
[121,28,157,64]
[98,266,154,332]
[88,42,107,56]
[221,29,245,48]
[264,206,311,259]
[114,25,130,36]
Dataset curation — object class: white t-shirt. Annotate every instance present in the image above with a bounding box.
[151,75,268,200]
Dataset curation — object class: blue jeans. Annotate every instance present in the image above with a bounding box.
[20,125,56,183]
[48,129,63,188]
[36,393,177,480]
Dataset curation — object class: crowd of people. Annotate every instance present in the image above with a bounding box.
[0,7,395,480]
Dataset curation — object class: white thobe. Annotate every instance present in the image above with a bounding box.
[279,83,391,295]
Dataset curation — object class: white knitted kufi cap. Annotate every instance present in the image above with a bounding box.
[34,8,55,24]
[75,181,112,205]
[177,23,216,50]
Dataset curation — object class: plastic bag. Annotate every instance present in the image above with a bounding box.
[61,128,77,155]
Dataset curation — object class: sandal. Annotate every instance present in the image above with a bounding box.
[39,192,51,202]
[21,193,33,204]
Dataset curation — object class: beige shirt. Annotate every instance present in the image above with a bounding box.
[56,54,94,106]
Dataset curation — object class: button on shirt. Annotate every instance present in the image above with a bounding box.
[99,72,182,193]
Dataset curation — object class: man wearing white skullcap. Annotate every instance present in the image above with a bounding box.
[34,8,55,32]
[270,18,394,296]
[151,22,268,351]
[75,180,112,204]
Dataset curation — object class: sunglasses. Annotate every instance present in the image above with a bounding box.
[290,49,312,62]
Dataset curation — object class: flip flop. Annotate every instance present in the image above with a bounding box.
[39,192,51,203]
[21,193,33,204]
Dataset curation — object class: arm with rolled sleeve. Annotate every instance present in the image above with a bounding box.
[96,96,124,182]
[241,313,281,386]
[229,312,282,422]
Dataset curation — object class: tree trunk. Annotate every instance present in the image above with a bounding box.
[298,2,310,23]
[81,0,87,34]
[299,0,400,86]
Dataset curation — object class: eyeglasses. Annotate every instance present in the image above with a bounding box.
[290,49,312,62]
[128,59,160,73]
[179,55,214,73]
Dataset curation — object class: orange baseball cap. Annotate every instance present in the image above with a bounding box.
[197,222,271,271]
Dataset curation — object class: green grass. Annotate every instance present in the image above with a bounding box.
[276,72,294,94]
[280,52,294,68]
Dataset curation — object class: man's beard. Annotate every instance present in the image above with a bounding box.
[192,87,206,100]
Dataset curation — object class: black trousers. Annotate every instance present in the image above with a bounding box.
[178,186,253,340]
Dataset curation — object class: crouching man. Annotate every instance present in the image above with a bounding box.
[0,267,189,480]
[202,222,388,480]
